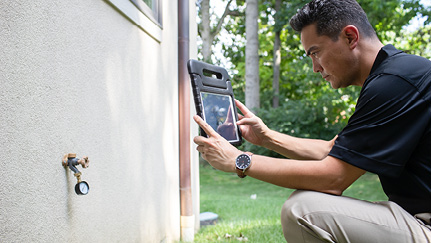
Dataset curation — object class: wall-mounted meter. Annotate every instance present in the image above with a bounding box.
[62,153,90,195]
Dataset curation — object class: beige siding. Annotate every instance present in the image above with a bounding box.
[0,0,198,242]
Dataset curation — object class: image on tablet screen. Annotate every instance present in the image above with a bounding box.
[200,92,239,142]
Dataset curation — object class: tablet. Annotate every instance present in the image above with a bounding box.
[187,59,242,146]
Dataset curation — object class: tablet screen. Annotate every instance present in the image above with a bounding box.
[200,92,240,142]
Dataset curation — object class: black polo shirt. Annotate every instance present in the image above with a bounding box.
[329,44,431,215]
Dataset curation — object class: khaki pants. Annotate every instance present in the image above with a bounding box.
[281,190,431,243]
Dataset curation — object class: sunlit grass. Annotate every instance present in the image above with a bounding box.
[193,163,387,242]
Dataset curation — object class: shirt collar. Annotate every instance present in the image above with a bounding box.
[369,44,403,75]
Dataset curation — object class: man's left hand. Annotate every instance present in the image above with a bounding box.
[193,115,242,173]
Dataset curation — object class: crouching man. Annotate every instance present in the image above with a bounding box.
[193,0,431,242]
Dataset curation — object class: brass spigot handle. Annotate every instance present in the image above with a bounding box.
[78,156,89,168]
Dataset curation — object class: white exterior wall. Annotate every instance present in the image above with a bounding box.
[0,0,198,242]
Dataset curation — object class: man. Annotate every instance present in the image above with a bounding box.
[193,0,431,242]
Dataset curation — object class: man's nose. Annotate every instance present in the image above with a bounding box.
[312,59,323,73]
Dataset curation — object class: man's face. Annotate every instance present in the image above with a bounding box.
[300,24,360,89]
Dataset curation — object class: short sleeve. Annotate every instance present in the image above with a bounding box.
[329,74,431,177]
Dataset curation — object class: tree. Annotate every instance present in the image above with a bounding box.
[198,0,238,63]
[245,0,260,110]
[399,25,431,58]
[272,0,281,108]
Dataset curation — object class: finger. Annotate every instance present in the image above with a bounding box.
[195,145,204,153]
[195,145,207,158]
[235,99,254,117]
[225,106,233,123]
[236,117,256,126]
[237,113,244,120]
[193,115,219,137]
[193,135,206,145]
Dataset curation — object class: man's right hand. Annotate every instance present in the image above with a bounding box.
[235,100,272,146]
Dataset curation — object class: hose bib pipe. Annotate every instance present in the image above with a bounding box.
[62,153,90,195]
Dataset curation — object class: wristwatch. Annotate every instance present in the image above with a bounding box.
[235,152,253,178]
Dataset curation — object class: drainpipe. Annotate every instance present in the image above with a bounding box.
[178,0,194,242]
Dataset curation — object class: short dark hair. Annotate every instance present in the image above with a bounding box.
[289,0,377,40]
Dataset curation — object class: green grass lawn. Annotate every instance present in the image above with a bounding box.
[194,163,388,243]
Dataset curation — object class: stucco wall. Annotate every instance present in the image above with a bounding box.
[0,0,198,242]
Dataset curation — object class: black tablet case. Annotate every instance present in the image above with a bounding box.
[187,59,242,146]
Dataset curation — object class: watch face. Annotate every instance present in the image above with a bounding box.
[236,154,251,170]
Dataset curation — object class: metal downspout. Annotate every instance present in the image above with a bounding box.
[178,0,194,241]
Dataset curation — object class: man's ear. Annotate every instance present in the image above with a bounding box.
[342,25,359,49]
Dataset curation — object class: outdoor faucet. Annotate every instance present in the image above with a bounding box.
[62,153,90,195]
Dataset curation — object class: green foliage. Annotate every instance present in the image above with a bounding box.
[361,0,430,40]
[392,25,431,58]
